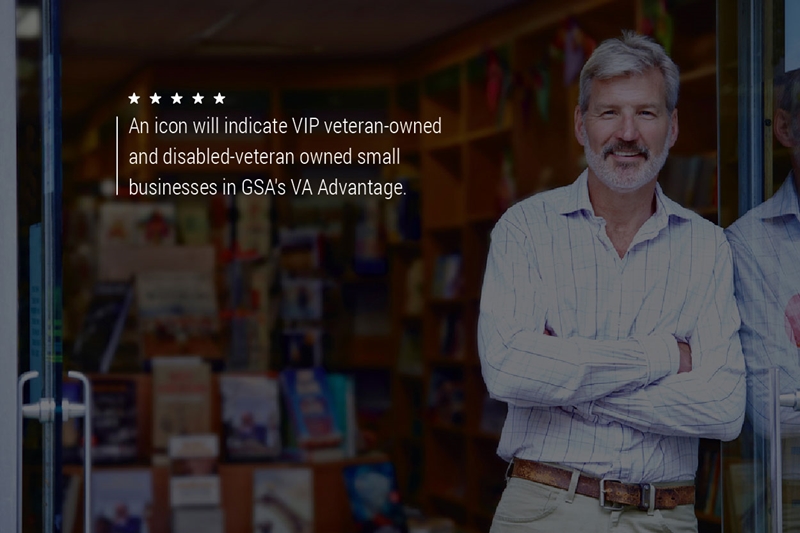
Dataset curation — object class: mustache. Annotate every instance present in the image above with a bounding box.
[603,142,650,160]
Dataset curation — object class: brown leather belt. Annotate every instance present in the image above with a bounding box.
[511,458,695,511]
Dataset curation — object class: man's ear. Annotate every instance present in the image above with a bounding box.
[669,108,679,148]
[774,108,795,149]
[574,105,585,146]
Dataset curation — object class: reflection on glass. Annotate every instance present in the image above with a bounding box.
[724,1,799,531]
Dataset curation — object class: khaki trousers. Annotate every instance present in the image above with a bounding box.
[490,475,698,533]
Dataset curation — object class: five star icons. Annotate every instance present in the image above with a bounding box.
[128,91,226,104]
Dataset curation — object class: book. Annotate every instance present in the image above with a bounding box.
[280,367,343,453]
[431,254,462,299]
[136,270,222,359]
[236,193,273,258]
[168,434,221,508]
[353,198,388,275]
[326,373,357,458]
[282,328,324,368]
[91,469,153,533]
[220,374,282,460]
[172,507,225,533]
[280,277,323,321]
[342,462,408,533]
[279,227,322,272]
[176,199,210,246]
[152,357,212,452]
[92,376,139,463]
[98,201,176,247]
[427,370,465,426]
[71,281,133,373]
[253,467,314,533]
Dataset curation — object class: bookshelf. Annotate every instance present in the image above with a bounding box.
[63,1,724,532]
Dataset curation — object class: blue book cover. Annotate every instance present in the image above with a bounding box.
[280,367,342,449]
[342,462,408,533]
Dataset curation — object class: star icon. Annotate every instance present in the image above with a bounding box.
[128,93,140,104]
[150,93,161,104]
[193,93,204,104]
[214,92,225,104]
[171,93,183,104]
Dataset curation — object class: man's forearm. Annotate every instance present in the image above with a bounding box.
[587,351,746,441]
[479,319,680,408]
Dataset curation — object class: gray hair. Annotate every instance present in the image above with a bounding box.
[775,68,800,139]
[579,31,680,115]
[776,69,800,114]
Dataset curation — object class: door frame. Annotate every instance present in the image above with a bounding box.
[0,0,19,530]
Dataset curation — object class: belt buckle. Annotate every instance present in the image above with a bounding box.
[638,483,656,514]
[599,478,625,510]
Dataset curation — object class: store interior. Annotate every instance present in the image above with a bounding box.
[15,0,732,532]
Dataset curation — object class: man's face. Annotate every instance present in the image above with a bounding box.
[575,68,678,193]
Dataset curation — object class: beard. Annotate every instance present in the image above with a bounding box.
[583,126,671,193]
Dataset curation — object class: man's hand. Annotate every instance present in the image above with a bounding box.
[677,341,692,373]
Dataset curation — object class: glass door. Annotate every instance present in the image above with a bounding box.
[720,0,799,531]
[17,0,63,529]
[12,1,91,532]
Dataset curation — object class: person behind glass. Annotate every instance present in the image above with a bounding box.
[478,31,746,532]
[725,66,800,528]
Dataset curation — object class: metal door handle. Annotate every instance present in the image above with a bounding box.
[17,371,38,533]
[66,371,92,533]
[17,371,93,533]
[770,369,783,533]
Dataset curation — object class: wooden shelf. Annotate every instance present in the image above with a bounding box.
[65,453,390,533]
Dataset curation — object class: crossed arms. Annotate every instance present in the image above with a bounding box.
[477,215,746,441]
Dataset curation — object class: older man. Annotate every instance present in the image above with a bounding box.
[478,31,745,532]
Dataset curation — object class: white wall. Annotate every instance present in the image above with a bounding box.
[0,0,19,530]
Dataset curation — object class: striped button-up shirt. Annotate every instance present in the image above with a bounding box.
[478,170,746,483]
[726,174,800,439]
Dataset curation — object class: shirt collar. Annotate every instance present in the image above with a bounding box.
[759,171,800,222]
[556,168,693,223]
